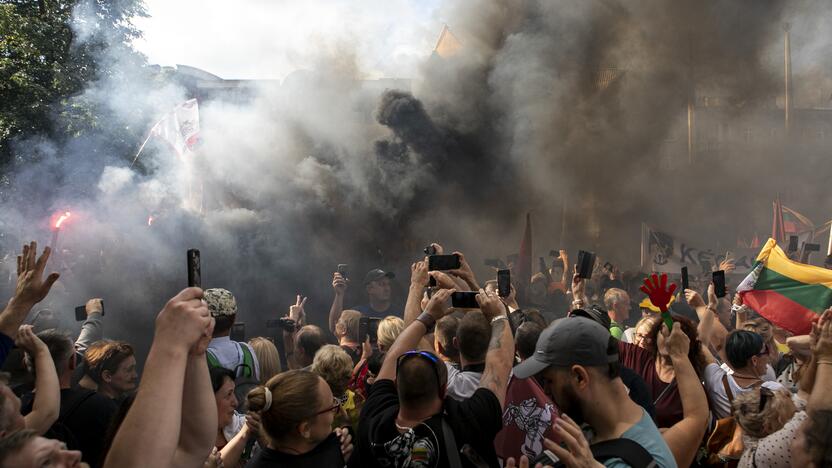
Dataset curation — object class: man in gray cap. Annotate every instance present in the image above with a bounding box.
[204,288,260,381]
[513,317,676,468]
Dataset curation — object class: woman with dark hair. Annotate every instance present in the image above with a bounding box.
[246,369,353,467]
[618,311,707,429]
[210,366,259,468]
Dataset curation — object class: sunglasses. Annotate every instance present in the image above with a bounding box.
[758,387,774,412]
[314,396,341,416]
[396,350,443,391]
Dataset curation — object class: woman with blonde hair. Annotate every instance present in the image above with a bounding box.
[376,315,404,352]
[311,345,364,431]
[249,337,282,383]
[246,370,353,467]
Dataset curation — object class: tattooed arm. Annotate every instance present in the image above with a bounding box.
[477,289,514,410]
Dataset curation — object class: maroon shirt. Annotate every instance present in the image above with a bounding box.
[618,341,683,429]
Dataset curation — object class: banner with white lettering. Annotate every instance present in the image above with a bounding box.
[640,223,757,275]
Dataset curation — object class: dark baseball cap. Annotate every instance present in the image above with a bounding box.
[513,317,618,379]
[364,268,395,285]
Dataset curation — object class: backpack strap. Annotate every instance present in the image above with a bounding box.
[722,374,735,404]
[588,438,657,468]
[239,343,255,379]
[440,418,464,468]
[552,438,657,468]
[206,349,221,369]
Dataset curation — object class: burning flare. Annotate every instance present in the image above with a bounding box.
[55,212,71,229]
[147,216,154,227]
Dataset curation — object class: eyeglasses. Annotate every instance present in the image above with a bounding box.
[396,350,443,392]
[314,396,341,416]
[758,387,774,412]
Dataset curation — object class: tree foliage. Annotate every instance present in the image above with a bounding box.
[0,0,148,165]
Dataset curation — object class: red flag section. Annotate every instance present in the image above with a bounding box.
[494,376,560,460]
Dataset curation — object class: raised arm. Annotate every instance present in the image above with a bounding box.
[448,252,480,291]
[75,298,104,355]
[329,272,347,334]
[404,260,428,326]
[571,268,589,310]
[172,327,218,468]
[283,295,307,370]
[104,288,213,468]
[477,289,514,410]
[686,286,714,350]
[378,286,455,382]
[809,311,832,412]
[559,250,570,285]
[0,242,59,339]
[660,323,709,467]
[17,325,59,435]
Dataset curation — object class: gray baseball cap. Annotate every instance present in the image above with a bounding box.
[513,316,618,379]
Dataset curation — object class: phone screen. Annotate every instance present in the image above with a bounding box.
[428,254,461,271]
[576,250,596,279]
[497,269,511,297]
[451,291,480,309]
[187,249,201,288]
[681,266,689,291]
[358,317,369,342]
[75,305,86,322]
[713,270,727,298]
[368,318,381,342]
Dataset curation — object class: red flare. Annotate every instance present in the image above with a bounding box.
[55,212,71,229]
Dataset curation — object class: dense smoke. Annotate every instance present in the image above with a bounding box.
[2,0,832,359]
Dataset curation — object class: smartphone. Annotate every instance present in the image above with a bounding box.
[75,301,105,321]
[497,269,511,298]
[358,317,370,342]
[713,270,727,298]
[368,317,381,342]
[230,322,246,342]
[337,264,348,279]
[681,266,689,291]
[187,249,201,288]
[428,254,461,271]
[788,235,799,252]
[576,250,596,279]
[451,291,480,309]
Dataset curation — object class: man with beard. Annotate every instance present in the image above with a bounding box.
[513,317,676,467]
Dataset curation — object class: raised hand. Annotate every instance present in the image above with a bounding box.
[640,273,676,312]
[335,427,353,462]
[428,270,459,290]
[85,298,104,315]
[15,324,47,356]
[332,273,347,296]
[813,311,832,360]
[425,288,455,320]
[662,322,690,360]
[154,288,213,354]
[684,289,705,308]
[544,414,604,468]
[448,251,479,289]
[15,241,60,306]
[411,260,428,287]
[289,295,307,324]
[477,288,507,321]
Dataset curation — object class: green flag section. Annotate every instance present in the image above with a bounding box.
[737,238,832,335]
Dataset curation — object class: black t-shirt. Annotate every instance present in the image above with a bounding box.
[22,388,117,468]
[353,379,502,468]
[246,432,344,468]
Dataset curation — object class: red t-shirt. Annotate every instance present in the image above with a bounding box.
[618,341,683,429]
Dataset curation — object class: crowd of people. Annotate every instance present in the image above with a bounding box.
[0,240,830,467]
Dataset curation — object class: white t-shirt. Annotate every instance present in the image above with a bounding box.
[444,361,482,401]
[704,363,784,419]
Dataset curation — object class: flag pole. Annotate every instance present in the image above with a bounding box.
[129,131,154,168]
[827,221,832,256]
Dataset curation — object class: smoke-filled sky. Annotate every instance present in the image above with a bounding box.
[4,0,832,362]
[134,0,444,79]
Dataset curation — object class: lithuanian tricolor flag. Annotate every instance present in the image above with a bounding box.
[737,238,832,334]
